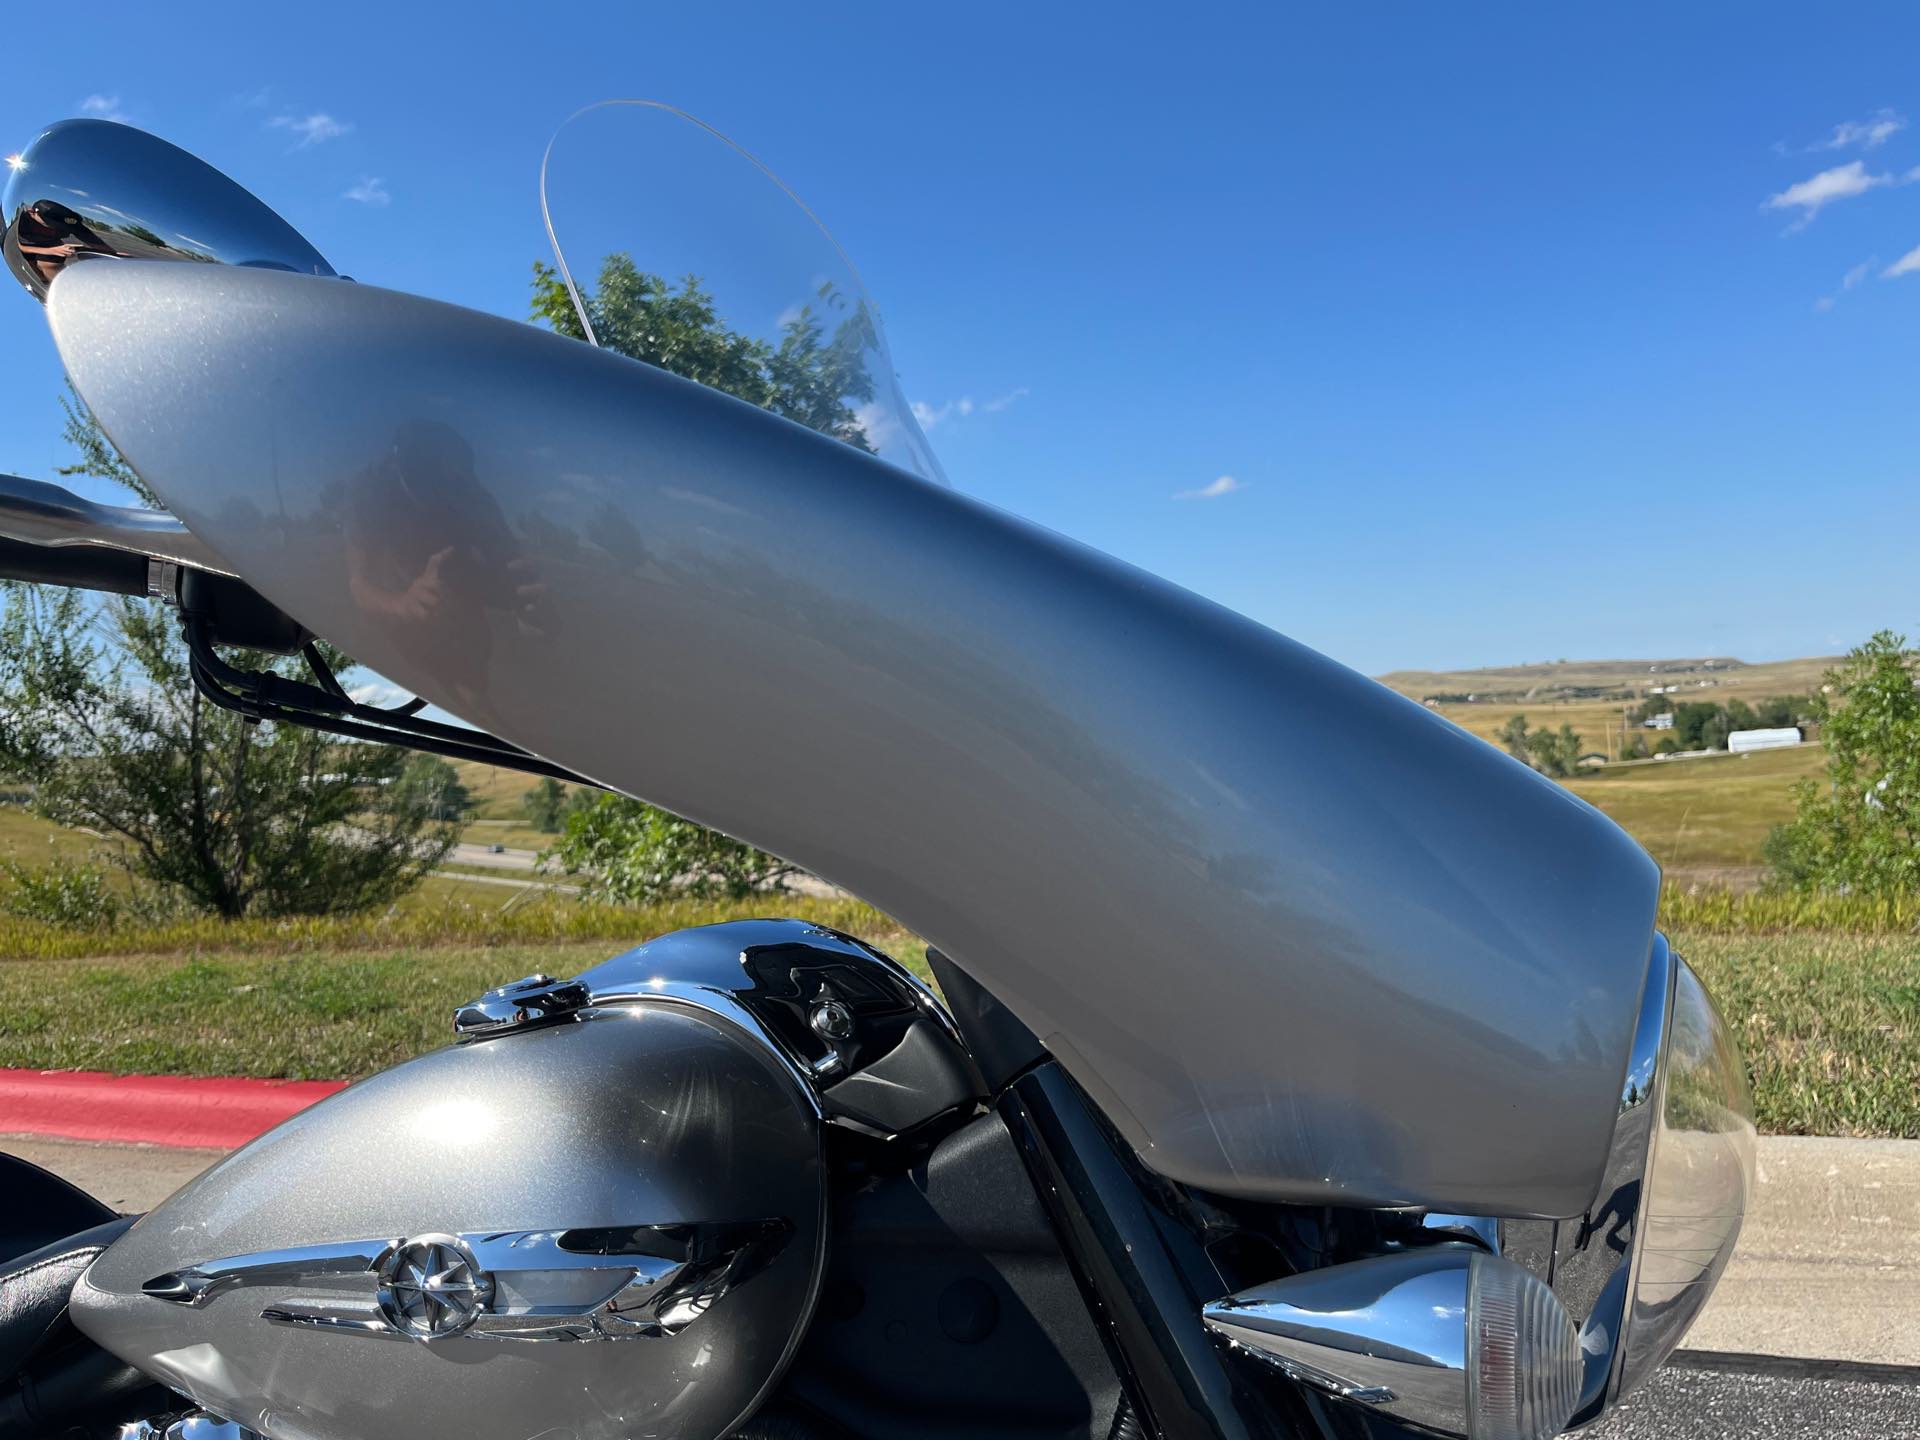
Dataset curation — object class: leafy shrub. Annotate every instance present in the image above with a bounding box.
[543,795,798,905]
[1766,631,1920,897]
[0,857,119,928]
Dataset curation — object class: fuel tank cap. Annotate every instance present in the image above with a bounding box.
[452,972,589,1037]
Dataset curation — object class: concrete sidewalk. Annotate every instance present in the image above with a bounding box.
[5,1133,225,1212]
[1685,1136,1920,1367]
[6,1132,1916,1368]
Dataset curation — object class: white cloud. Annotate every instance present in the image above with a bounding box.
[853,400,905,453]
[1816,257,1878,311]
[911,386,1027,431]
[79,94,130,123]
[1765,161,1890,229]
[912,396,973,431]
[347,681,412,708]
[1816,108,1907,152]
[1175,475,1246,501]
[343,176,390,206]
[270,112,351,148]
[1881,245,1920,279]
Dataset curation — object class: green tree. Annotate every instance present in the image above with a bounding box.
[1756,695,1805,729]
[531,256,877,450]
[1497,714,1535,767]
[1765,631,1920,895]
[0,404,457,918]
[1698,708,1735,753]
[522,776,568,834]
[544,796,797,904]
[1496,714,1585,779]
[1671,701,1722,750]
[392,755,472,823]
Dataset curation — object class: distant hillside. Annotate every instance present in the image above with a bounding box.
[1375,654,1842,705]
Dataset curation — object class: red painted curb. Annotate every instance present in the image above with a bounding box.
[0,1068,348,1150]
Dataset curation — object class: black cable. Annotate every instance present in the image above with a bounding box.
[185,620,599,788]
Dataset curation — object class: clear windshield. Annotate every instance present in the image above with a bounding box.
[540,100,946,485]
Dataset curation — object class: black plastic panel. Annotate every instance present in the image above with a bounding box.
[779,1112,1126,1440]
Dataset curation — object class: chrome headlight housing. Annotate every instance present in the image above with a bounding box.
[1510,933,1756,1427]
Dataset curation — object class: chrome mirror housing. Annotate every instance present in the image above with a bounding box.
[3,119,334,302]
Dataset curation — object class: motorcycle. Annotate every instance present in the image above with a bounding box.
[0,105,1755,1440]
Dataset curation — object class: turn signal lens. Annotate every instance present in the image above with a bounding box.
[1468,1250,1582,1440]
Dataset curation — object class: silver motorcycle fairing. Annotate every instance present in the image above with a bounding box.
[71,1004,827,1440]
[48,260,1660,1218]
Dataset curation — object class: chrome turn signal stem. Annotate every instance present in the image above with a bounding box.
[1204,1248,1582,1440]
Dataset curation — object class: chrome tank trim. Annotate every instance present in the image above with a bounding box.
[50,260,1663,1214]
[145,1222,790,1344]
[119,1413,260,1440]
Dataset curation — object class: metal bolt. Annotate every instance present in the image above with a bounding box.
[809,999,855,1041]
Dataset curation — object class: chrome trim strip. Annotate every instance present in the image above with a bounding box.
[0,473,230,573]
[145,1220,791,1344]
[1550,933,1678,1427]
[143,1240,394,1307]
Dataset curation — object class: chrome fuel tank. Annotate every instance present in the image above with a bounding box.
[50,261,1659,1219]
[69,1001,826,1440]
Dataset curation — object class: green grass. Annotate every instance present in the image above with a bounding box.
[451,762,582,825]
[1680,931,1920,1139]
[1570,746,1825,881]
[0,804,112,867]
[0,892,913,963]
[459,819,558,852]
[1413,703,1825,887]
[0,915,1910,1140]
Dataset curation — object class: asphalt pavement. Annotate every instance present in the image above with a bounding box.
[1588,1357,1920,1438]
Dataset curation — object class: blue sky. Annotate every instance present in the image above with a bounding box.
[2,3,1916,677]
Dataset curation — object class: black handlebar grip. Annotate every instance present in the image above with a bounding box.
[0,536,150,596]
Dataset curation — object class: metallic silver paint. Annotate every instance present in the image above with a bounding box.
[49,260,1662,1216]
[71,1006,826,1440]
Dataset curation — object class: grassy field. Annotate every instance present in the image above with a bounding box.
[452,760,581,851]
[1569,746,1824,885]
[1378,653,1841,706]
[0,921,1909,1139]
[1683,931,1919,1139]
[0,804,111,867]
